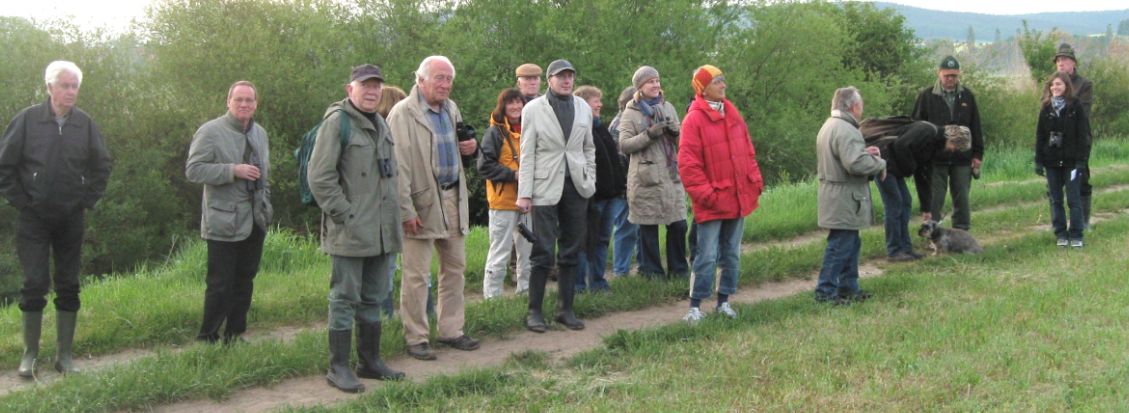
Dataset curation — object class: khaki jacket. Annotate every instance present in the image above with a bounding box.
[186,112,272,242]
[618,98,686,225]
[308,99,402,256]
[517,94,596,205]
[387,85,470,238]
[816,110,886,230]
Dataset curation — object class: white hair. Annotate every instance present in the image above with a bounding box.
[831,86,861,113]
[45,60,83,88]
[415,56,456,85]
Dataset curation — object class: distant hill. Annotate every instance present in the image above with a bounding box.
[873,2,1129,40]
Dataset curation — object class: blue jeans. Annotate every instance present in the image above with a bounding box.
[876,174,913,256]
[1046,166,1084,241]
[815,229,861,299]
[577,198,614,291]
[609,196,639,276]
[690,218,744,300]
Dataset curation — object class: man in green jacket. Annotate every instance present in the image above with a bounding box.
[308,65,406,393]
[186,81,273,346]
[814,86,886,304]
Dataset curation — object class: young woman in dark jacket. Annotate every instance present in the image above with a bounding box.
[1035,71,1091,248]
[574,86,625,292]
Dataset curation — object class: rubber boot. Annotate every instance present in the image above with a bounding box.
[54,311,80,375]
[18,311,42,379]
[355,321,404,380]
[555,265,585,330]
[1082,195,1092,230]
[326,329,364,393]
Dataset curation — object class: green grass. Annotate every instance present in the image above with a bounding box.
[3,138,1129,411]
[311,215,1129,412]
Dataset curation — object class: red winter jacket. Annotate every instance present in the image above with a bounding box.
[678,95,764,223]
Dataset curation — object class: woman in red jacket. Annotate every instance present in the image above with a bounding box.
[677,65,764,324]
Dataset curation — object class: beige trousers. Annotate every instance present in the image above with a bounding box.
[400,189,466,345]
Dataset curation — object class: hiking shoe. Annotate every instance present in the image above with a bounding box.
[716,302,737,319]
[842,290,873,303]
[683,307,705,324]
[1056,238,1069,247]
[887,252,918,262]
[437,335,480,351]
[1070,239,1084,248]
[406,343,437,361]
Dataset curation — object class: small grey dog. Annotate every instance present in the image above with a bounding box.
[918,220,983,256]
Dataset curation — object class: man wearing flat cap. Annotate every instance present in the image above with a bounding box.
[1053,43,1095,228]
[516,59,596,333]
[308,64,405,392]
[516,63,543,103]
[911,55,984,231]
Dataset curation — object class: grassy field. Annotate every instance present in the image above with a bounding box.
[311,216,1129,412]
[1,138,1128,411]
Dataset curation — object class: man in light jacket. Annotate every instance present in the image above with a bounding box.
[814,86,886,305]
[308,65,406,393]
[388,56,480,361]
[515,59,596,333]
[186,80,272,345]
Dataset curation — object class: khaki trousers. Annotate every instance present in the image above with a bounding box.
[400,188,466,345]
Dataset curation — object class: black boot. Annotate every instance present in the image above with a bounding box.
[54,311,79,375]
[555,265,585,330]
[525,309,547,333]
[326,329,364,393]
[18,311,42,379]
[355,321,404,380]
[1082,195,1092,230]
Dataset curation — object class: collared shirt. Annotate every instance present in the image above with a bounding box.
[425,99,460,187]
[942,89,958,119]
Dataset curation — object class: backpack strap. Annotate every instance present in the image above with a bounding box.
[334,109,350,156]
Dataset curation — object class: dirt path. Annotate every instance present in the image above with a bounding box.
[155,263,884,413]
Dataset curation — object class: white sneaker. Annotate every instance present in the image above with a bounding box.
[1070,239,1084,248]
[1056,238,1068,247]
[716,302,738,319]
[683,307,704,324]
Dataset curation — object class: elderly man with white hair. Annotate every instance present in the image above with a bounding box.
[814,86,885,305]
[0,60,112,377]
[387,56,480,361]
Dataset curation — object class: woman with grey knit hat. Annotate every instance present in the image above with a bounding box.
[617,66,689,280]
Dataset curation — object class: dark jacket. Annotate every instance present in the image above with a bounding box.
[1035,97,1091,169]
[1071,73,1093,120]
[477,118,521,210]
[592,118,626,200]
[886,121,944,214]
[911,84,984,165]
[0,99,111,213]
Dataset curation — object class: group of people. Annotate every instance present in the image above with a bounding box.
[0,44,1093,390]
[815,44,1094,304]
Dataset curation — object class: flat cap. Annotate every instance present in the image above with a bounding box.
[516,63,542,78]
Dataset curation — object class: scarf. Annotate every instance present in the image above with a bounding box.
[1051,96,1066,116]
[707,99,725,115]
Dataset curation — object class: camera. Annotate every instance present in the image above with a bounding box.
[456,122,476,142]
[516,221,537,243]
[1048,131,1064,149]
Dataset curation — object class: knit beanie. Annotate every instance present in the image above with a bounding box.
[943,125,972,152]
[632,66,659,89]
[692,65,723,95]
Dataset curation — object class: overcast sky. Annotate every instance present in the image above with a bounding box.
[2,0,1126,31]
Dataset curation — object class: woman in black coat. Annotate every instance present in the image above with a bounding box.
[1035,71,1091,248]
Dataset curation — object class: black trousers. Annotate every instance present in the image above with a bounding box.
[528,178,588,313]
[638,220,689,278]
[198,225,266,342]
[17,208,86,312]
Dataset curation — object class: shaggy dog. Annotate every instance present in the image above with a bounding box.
[918,220,983,256]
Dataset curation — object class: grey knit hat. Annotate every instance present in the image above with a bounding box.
[632,66,659,89]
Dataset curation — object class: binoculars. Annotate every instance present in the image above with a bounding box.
[1048,131,1064,149]
[456,122,476,142]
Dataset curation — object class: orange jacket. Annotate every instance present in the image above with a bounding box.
[476,117,521,210]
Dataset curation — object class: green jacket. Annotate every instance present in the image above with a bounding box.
[308,98,402,257]
[816,111,885,230]
[186,112,272,242]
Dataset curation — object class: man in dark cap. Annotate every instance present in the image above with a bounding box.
[515,59,596,332]
[1053,43,1095,228]
[308,64,406,392]
[911,55,984,231]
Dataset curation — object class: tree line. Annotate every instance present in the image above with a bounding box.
[0,0,1126,301]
